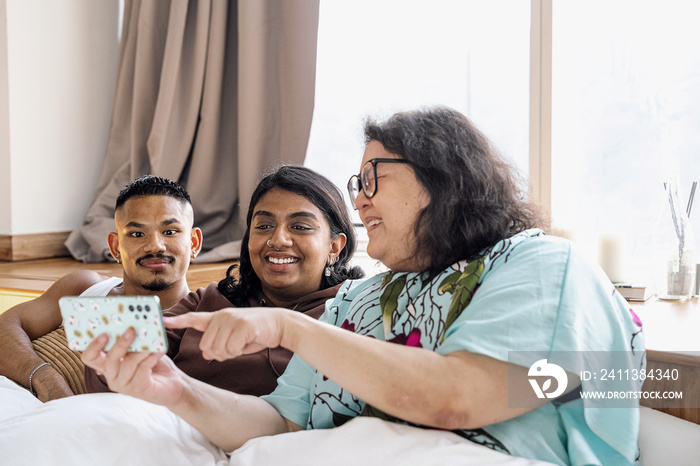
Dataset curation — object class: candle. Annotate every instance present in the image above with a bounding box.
[597,231,628,283]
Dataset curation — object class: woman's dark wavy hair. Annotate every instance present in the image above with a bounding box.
[364,106,543,275]
[218,165,364,306]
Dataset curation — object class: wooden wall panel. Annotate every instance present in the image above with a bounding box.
[642,358,700,424]
[0,232,71,261]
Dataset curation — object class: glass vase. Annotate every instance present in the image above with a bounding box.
[651,180,696,301]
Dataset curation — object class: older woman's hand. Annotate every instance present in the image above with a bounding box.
[81,329,187,407]
[163,308,290,362]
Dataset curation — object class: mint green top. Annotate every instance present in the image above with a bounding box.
[263,229,645,465]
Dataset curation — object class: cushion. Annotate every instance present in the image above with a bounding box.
[31,326,86,395]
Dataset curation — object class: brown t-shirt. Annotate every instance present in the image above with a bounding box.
[84,282,341,396]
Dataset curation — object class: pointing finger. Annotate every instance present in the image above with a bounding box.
[163,313,212,332]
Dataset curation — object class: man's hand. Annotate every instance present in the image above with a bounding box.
[31,368,74,402]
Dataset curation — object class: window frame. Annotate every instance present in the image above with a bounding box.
[529,0,553,219]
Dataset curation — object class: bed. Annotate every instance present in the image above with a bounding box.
[1,374,698,466]
[2,327,699,465]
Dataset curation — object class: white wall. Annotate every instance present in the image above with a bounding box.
[0,2,11,233]
[0,0,119,236]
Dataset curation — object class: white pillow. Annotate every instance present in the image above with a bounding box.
[0,392,229,466]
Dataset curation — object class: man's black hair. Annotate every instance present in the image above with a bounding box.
[115,175,191,210]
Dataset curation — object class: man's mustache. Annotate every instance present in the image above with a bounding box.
[136,253,176,265]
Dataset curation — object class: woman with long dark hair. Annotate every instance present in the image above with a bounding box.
[218,165,362,307]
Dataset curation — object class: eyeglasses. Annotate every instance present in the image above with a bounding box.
[347,158,412,209]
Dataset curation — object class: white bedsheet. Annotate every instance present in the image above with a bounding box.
[0,378,555,466]
[0,376,41,421]
[3,376,699,465]
[230,417,555,466]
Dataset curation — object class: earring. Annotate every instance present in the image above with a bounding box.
[114,255,121,264]
[325,257,337,277]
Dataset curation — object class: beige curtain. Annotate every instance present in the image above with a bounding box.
[66,0,320,262]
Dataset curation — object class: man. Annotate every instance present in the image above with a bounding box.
[0,175,202,402]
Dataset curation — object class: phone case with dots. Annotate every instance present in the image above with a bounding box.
[58,295,168,352]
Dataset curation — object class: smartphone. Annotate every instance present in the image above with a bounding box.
[58,295,168,352]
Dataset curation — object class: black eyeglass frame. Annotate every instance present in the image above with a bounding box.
[346,158,412,209]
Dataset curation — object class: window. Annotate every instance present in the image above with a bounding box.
[307,1,699,283]
[305,0,531,274]
[550,0,700,281]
